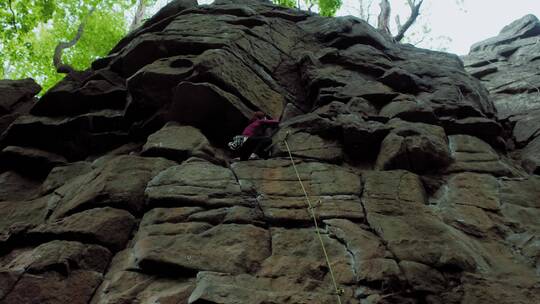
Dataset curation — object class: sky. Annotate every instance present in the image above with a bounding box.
[151,0,540,55]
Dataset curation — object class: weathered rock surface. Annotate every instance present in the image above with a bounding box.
[233,159,364,224]
[0,3,539,304]
[141,122,223,163]
[464,14,540,173]
[0,240,111,304]
[375,119,451,173]
[0,79,41,135]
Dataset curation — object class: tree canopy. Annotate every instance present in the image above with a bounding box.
[273,0,343,17]
[0,0,140,92]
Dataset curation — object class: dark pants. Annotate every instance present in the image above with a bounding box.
[239,136,272,160]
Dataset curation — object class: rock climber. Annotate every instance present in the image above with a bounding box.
[228,111,279,160]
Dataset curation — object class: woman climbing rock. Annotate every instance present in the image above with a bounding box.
[228,111,279,160]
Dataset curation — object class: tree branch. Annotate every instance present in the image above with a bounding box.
[8,0,17,30]
[53,6,96,74]
[377,0,391,36]
[366,0,374,23]
[395,14,401,32]
[129,0,147,32]
[393,0,423,42]
[358,0,367,20]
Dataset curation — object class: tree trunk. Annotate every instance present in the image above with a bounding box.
[53,7,96,74]
[377,0,391,36]
[129,0,147,32]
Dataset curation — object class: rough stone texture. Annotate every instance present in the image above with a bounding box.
[446,134,521,177]
[90,249,194,304]
[0,196,49,245]
[40,161,93,195]
[464,14,540,174]
[0,3,539,304]
[0,79,41,135]
[0,240,111,304]
[375,119,451,173]
[134,223,270,275]
[50,155,175,219]
[0,145,67,178]
[141,122,222,163]
[188,271,349,304]
[0,171,40,202]
[232,159,364,224]
[146,158,251,208]
[29,207,136,251]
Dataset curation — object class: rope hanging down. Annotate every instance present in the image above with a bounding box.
[282,134,344,304]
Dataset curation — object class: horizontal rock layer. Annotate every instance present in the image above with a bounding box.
[464,14,540,174]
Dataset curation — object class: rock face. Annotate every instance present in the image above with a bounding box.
[0,2,539,304]
[0,79,41,135]
[464,14,540,173]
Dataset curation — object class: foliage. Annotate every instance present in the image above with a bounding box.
[317,0,342,16]
[273,0,297,9]
[0,0,137,92]
[272,0,343,17]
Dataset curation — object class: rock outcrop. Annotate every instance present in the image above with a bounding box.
[464,14,540,174]
[0,1,538,304]
[0,79,41,136]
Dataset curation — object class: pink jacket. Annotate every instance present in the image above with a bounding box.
[242,119,279,137]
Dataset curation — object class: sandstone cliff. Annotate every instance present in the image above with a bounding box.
[0,1,538,303]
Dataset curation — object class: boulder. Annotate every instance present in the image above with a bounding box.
[271,128,344,162]
[50,155,175,219]
[0,79,41,115]
[31,76,127,116]
[0,146,67,178]
[0,240,111,275]
[141,122,218,163]
[0,240,110,304]
[90,249,194,304]
[1,111,128,160]
[379,67,427,94]
[40,161,93,194]
[30,207,136,251]
[375,119,451,173]
[0,171,40,202]
[379,97,437,124]
[146,158,251,208]
[0,79,41,136]
[0,196,49,244]
[134,224,270,274]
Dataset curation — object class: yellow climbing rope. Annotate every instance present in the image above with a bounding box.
[282,135,344,304]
